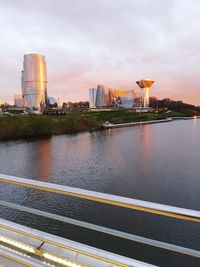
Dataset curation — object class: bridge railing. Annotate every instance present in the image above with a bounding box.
[0,174,199,266]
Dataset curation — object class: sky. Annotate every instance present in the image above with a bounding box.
[0,0,200,105]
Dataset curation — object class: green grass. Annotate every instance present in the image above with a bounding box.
[163,110,197,117]
[72,111,163,124]
[0,115,101,141]
[0,110,183,141]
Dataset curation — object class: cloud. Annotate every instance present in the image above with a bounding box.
[0,0,200,104]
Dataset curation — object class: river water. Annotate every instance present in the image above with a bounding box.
[0,120,199,266]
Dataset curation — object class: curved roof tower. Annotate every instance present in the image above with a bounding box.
[22,54,48,112]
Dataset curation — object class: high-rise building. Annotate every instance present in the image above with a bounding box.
[14,92,23,107]
[89,88,97,108]
[22,54,48,112]
[96,84,106,107]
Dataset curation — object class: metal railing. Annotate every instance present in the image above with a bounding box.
[0,173,200,266]
[0,218,156,267]
[0,174,199,222]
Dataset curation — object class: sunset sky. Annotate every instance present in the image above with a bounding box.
[0,0,200,105]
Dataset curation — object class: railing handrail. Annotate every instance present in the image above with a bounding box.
[0,218,156,267]
[0,174,199,222]
[0,200,199,259]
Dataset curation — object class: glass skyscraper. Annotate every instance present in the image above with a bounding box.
[95,85,106,107]
[89,88,97,109]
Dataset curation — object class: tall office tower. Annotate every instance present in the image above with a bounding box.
[14,92,23,107]
[136,79,154,108]
[104,88,113,106]
[96,84,106,107]
[22,54,48,112]
[89,88,97,108]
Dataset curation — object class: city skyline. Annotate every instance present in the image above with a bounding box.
[1,0,200,105]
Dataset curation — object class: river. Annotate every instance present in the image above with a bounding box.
[0,119,199,266]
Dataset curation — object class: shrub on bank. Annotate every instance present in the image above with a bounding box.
[0,115,102,141]
[0,109,193,141]
[0,116,54,140]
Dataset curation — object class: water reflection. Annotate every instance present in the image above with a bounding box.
[139,125,152,175]
[0,120,199,267]
[36,140,53,181]
[19,140,53,181]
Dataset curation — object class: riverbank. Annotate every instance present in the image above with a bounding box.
[0,115,100,141]
[0,111,197,141]
[103,118,172,129]
[0,112,163,141]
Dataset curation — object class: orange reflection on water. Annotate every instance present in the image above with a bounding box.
[36,139,53,182]
[139,125,152,175]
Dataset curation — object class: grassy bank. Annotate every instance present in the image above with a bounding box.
[0,115,100,141]
[0,112,166,141]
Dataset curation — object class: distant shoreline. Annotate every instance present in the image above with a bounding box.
[102,118,172,129]
[0,112,199,142]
